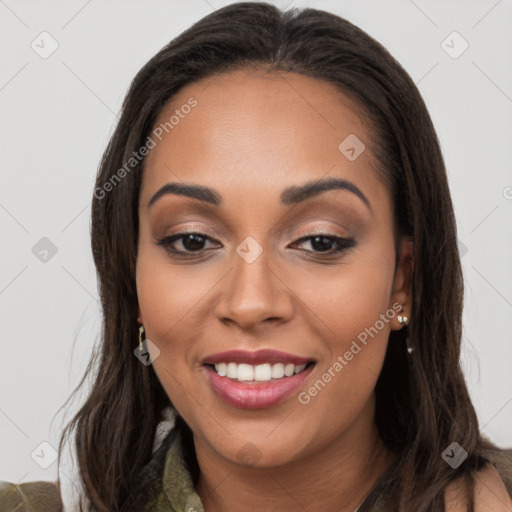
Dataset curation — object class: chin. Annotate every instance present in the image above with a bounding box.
[209,432,307,469]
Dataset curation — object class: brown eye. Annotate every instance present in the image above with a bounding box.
[156,232,220,256]
[292,234,355,254]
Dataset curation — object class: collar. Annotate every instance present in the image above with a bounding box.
[161,428,204,512]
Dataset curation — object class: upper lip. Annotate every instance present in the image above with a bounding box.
[203,349,314,366]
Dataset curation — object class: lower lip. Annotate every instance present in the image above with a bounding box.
[204,364,315,409]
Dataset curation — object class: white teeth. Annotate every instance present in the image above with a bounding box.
[271,363,284,379]
[237,363,254,381]
[213,362,309,381]
[226,362,237,379]
[216,362,227,377]
[254,363,272,381]
[284,364,295,377]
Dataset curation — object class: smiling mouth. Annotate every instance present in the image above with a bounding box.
[204,361,316,382]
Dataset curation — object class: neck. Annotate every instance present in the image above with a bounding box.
[194,399,396,512]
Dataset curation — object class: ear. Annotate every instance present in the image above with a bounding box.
[390,237,414,331]
[137,305,143,325]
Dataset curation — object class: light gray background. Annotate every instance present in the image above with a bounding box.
[1,0,511,494]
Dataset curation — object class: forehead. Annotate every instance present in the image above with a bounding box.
[141,68,385,210]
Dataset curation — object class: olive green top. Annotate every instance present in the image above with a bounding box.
[2,427,511,511]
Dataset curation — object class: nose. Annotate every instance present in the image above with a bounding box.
[214,243,294,330]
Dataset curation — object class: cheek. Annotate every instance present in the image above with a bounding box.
[136,244,215,345]
[296,292,392,439]
[292,251,396,350]
[135,246,224,415]
[136,260,200,414]
[292,251,395,406]
[135,249,198,380]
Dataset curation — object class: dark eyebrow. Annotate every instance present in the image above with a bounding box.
[280,177,371,210]
[147,177,371,210]
[148,183,222,208]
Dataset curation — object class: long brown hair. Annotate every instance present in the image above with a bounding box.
[58,3,500,510]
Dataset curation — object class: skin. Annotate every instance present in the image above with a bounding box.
[135,68,509,511]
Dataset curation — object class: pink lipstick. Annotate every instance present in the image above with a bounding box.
[202,349,315,409]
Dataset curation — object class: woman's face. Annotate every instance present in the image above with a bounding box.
[136,68,413,468]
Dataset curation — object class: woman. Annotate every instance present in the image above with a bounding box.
[2,2,511,511]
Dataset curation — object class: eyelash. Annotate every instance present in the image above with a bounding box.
[155,231,355,259]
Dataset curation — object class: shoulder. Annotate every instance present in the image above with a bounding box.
[445,463,512,511]
[0,480,63,512]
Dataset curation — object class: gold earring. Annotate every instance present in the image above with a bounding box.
[139,325,145,352]
[397,314,409,326]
